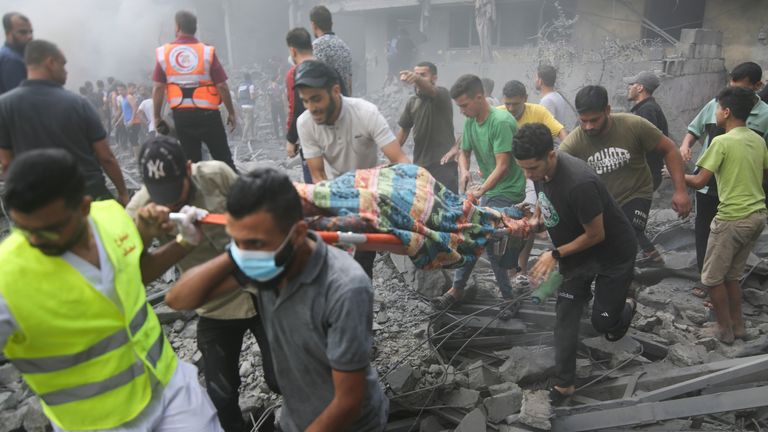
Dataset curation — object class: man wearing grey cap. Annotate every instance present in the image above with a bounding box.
[296,59,410,278]
[126,136,280,432]
[625,71,669,192]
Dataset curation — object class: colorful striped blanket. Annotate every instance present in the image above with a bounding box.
[294,164,529,269]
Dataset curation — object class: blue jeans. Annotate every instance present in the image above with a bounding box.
[452,194,520,298]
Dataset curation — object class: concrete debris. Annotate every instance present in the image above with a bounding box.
[440,387,480,410]
[496,346,556,384]
[419,414,446,432]
[387,365,417,394]
[743,288,768,308]
[489,382,521,396]
[518,390,552,430]
[483,389,523,423]
[467,360,499,390]
[0,364,20,387]
[581,336,647,368]
[667,343,707,367]
[454,408,487,432]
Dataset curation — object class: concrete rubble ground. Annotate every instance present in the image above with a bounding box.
[4,35,768,431]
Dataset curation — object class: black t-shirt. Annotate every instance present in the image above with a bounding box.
[535,152,637,275]
[0,80,107,185]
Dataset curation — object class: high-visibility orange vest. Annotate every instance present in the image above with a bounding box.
[156,42,222,110]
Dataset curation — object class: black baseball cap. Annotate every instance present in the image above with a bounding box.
[138,136,188,205]
[295,60,339,88]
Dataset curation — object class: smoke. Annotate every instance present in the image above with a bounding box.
[4,0,178,88]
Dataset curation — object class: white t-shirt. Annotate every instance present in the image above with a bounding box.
[138,99,155,133]
[298,96,396,179]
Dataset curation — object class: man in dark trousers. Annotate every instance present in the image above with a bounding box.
[513,123,638,403]
[152,10,237,171]
[0,40,128,204]
[0,12,32,95]
[625,70,668,192]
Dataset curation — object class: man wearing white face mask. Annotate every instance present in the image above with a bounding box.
[166,167,388,432]
[126,137,280,432]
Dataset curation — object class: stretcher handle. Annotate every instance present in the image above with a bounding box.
[177,213,405,246]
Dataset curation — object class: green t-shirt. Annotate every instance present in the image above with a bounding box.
[688,97,768,195]
[560,113,661,206]
[696,126,768,220]
[460,107,524,201]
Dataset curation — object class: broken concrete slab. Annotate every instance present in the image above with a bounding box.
[467,360,500,390]
[575,358,592,379]
[484,389,523,423]
[489,382,522,396]
[0,363,20,387]
[454,408,486,432]
[744,288,768,308]
[518,390,552,430]
[496,346,556,384]
[415,269,451,298]
[418,415,445,432]
[667,343,707,367]
[441,387,480,410]
[581,335,645,368]
[387,365,417,394]
[21,397,48,432]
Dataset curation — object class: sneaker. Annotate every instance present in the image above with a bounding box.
[514,274,531,287]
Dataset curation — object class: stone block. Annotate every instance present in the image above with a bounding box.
[582,336,644,368]
[455,408,486,432]
[419,415,445,432]
[680,28,722,46]
[387,365,417,394]
[441,387,480,410]
[483,389,523,423]
[648,46,665,61]
[467,360,500,390]
[667,343,707,367]
[489,382,521,396]
[682,59,709,75]
[497,346,555,384]
[415,269,451,298]
[744,288,768,307]
[678,42,696,59]
[21,398,48,432]
[0,405,26,432]
[0,364,20,387]
[518,390,552,430]
[708,58,726,73]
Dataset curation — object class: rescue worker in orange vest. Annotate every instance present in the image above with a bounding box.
[152,10,237,171]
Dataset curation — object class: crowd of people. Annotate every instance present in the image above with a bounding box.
[1,4,768,432]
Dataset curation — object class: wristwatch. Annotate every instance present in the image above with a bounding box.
[550,248,562,260]
[175,233,192,249]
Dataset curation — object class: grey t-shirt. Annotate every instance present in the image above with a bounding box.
[248,233,387,431]
[540,91,576,130]
[398,87,455,168]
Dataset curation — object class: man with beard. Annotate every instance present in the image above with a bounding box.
[513,124,638,403]
[295,60,410,278]
[0,40,129,205]
[0,12,32,95]
[624,71,668,192]
[126,137,280,432]
[166,167,388,432]
[0,149,223,431]
[396,61,457,192]
[560,85,691,265]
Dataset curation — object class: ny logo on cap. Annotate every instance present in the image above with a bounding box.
[146,159,165,179]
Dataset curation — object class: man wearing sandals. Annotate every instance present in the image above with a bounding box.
[685,87,768,344]
[513,123,638,403]
[432,74,526,309]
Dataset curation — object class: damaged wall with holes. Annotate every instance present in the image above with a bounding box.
[301,0,768,142]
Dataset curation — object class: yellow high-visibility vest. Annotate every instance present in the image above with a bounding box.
[0,200,177,430]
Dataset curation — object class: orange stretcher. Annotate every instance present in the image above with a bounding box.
[185,213,409,254]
